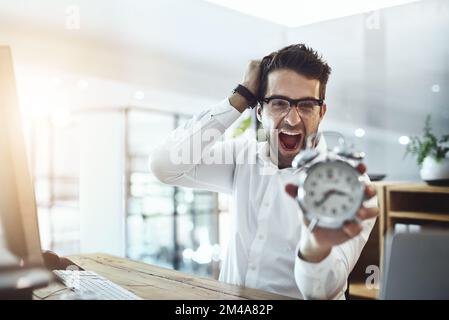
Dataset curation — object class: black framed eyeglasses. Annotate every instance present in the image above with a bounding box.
[261,95,324,117]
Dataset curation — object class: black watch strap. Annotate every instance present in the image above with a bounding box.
[232,84,258,108]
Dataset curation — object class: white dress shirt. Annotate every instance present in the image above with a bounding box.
[150,98,377,300]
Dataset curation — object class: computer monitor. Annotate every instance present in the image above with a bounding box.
[0,46,44,268]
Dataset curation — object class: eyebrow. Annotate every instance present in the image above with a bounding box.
[265,94,321,101]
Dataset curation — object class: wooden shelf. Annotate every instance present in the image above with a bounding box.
[386,183,449,231]
[348,182,449,300]
[349,282,379,300]
[387,183,449,194]
[389,211,449,223]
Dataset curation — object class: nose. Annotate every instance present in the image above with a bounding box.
[284,105,302,127]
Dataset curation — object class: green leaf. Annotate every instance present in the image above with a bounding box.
[232,116,252,138]
[403,114,449,165]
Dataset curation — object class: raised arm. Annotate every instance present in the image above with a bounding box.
[150,61,261,194]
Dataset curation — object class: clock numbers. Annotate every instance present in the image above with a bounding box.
[302,161,364,225]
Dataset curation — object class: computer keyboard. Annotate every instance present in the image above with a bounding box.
[53,270,142,300]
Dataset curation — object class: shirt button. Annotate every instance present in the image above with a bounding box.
[258,234,264,240]
[249,263,256,271]
[264,202,269,207]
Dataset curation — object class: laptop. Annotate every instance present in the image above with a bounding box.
[0,46,140,300]
[380,231,449,300]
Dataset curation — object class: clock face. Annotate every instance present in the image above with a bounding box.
[300,160,364,228]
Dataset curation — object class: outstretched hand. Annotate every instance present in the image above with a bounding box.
[285,163,379,262]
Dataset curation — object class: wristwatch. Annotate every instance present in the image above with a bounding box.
[232,84,258,109]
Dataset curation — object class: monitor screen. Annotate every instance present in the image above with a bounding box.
[0,214,19,268]
[0,46,43,268]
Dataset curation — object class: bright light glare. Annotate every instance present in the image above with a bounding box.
[431,84,440,93]
[77,79,89,90]
[192,244,213,264]
[134,91,145,100]
[354,128,365,138]
[398,135,410,145]
[51,108,72,127]
[50,76,61,87]
[182,248,194,260]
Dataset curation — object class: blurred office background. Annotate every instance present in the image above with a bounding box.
[0,0,447,278]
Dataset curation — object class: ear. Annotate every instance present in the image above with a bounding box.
[319,103,327,120]
[256,103,263,122]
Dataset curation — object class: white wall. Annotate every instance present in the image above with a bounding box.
[286,0,449,180]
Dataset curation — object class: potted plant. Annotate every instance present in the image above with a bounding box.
[405,115,449,186]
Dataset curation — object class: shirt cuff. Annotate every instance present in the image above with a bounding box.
[209,98,242,128]
[294,241,341,299]
[295,240,337,280]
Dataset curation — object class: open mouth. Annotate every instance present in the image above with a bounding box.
[278,131,302,152]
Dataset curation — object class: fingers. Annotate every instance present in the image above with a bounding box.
[364,184,377,199]
[249,59,261,67]
[285,183,298,199]
[356,206,379,221]
[342,221,363,238]
[357,164,377,199]
[356,163,366,174]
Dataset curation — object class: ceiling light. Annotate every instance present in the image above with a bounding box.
[431,84,440,93]
[354,128,365,138]
[134,91,145,100]
[398,136,410,145]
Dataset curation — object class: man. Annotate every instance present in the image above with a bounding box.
[150,44,378,299]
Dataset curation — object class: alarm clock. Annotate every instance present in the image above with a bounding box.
[292,132,366,230]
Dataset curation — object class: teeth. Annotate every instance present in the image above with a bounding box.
[280,131,301,136]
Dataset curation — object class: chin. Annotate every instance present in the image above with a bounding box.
[278,153,297,168]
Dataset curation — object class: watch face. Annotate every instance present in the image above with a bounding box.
[300,160,364,228]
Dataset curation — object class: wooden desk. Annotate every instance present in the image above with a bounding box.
[33,253,293,300]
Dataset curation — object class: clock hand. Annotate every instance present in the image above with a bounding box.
[333,190,349,197]
[314,189,349,207]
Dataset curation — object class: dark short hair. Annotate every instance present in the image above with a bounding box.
[257,44,332,101]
